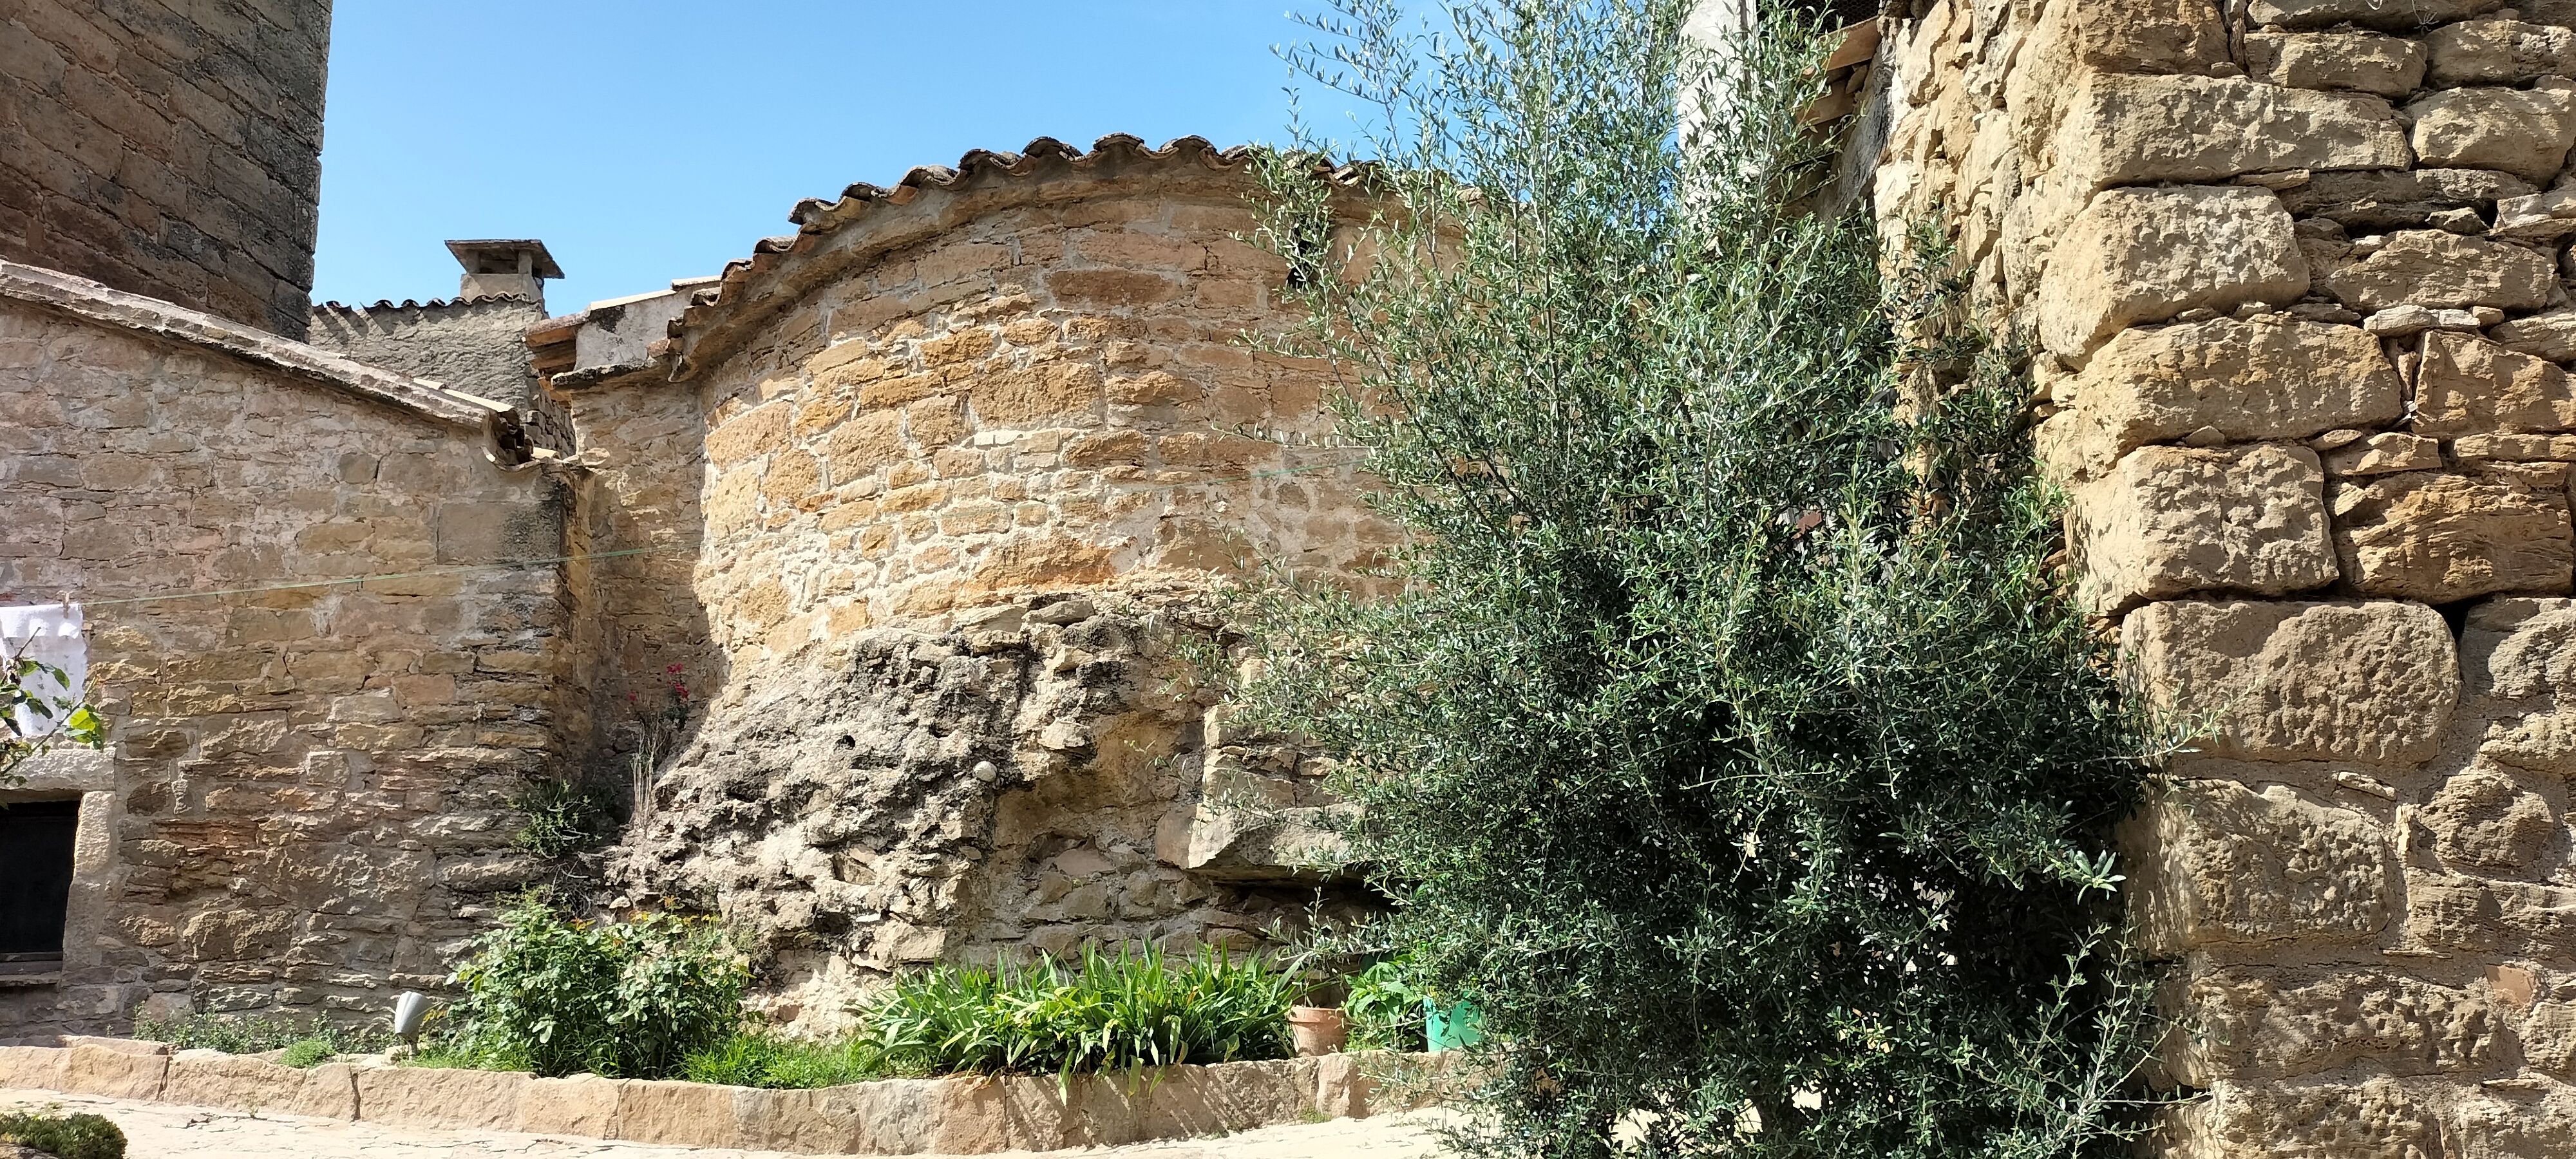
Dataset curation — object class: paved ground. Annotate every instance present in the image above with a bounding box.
[0,1089,1452,1158]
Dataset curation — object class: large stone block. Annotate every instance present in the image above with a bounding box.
[2322,231,2556,312]
[2183,969,2494,1082]
[2407,81,2576,181]
[2051,75,2411,193]
[164,1051,358,1119]
[2065,0,2228,74]
[2407,873,2576,952]
[2123,780,2397,951]
[354,1064,528,1131]
[2121,599,2458,764]
[2245,32,2427,98]
[2429,19,2576,87]
[2071,443,2337,612]
[516,1073,625,1137]
[2206,1078,2444,1159]
[2036,319,2402,480]
[2330,466,2575,603]
[59,1043,166,1100]
[2414,330,2576,436]
[2038,187,2309,363]
[2249,0,2501,27]
[607,1077,740,1147]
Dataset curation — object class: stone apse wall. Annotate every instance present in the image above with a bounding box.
[553,137,1394,1023]
[0,261,574,1040]
[1878,0,2576,1152]
[1,0,333,339]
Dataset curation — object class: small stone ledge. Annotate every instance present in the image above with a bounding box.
[0,1040,1446,1154]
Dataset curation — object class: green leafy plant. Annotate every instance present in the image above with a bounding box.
[1,657,104,787]
[132,1011,391,1057]
[851,944,1296,1080]
[0,1108,125,1159]
[1340,957,1430,1052]
[508,774,614,859]
[1232,2,2168,1155]
[440,894,748,1079]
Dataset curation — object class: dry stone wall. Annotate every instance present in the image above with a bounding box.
[0,263,576,1040]
[0,0,331,339]
[308,296,573,453]
[1877,0,2576,1152]
[571,140,1393,1024]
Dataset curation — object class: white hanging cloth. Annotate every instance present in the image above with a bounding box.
[0,602,86,739]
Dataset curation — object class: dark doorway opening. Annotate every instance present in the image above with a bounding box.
[0,799,79,976]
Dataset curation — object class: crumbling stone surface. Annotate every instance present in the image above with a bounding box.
[2050,75,2412,192]
[2427,19,2576,86]
[2412,330,2576,435]
[2248,0,2503,28]
[2278,167,2536,229]
[2183,968,2496,1082]
[614,599,1356,1022]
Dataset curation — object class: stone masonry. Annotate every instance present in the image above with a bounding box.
[0,1,332,339]
[0,259,574,1039]
[1876,0,2576,1153]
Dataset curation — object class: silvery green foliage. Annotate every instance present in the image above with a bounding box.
[1238,3,2166,1155]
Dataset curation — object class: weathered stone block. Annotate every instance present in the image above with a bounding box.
[2280,168,2536,230]
[354,1064,528,1131]
[2072,444,2336,612]
[2246,32,2427,98]
[2207,1077,2445,1159]
[2121,599,2457,764]
[0,1046,64,1090]
[2324,432,2444,476]
[2250,0,2501,27]
[2421,768,2557,872]
[2064,0,2228,74]
[2331,466,2574,603]
[2455,432,2576,462]
[60,1043,166,1100]
[2322,231,2555,313]
[2052,75,2411,193]
[164,1051,358,1119]
[2038,187,2308,363]
[2124,780,2397,951]
[2407,873,2576,952]
[2458,598,2576,775]
[2183,969,2494,1082]
[2416,331,2576,436]
[2491,306,2576,363]
[2407,82,2576,181]
[516,1073,625,1137]
[2429,19,2576,87]
[2036,319,2401,479]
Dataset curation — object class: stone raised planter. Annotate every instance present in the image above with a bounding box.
[0,1039,1444,1154]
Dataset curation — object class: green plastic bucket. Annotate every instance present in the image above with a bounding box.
[1425,998,1486,1050]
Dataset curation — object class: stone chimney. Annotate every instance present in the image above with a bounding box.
[446,240,564,307]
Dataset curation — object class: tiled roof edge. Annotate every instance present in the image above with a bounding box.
[312,293,542,314]
[660,133,1272,380]
[2,260,529,451]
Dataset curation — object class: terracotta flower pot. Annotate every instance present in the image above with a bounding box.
[1287,1005,1350,1057]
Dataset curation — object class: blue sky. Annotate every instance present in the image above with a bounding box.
[312,2,1388,314]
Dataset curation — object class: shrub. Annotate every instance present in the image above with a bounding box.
[442,894,748,1079]
[1236,2,2165,1155]
[853,944,1295,1079]
[508,774,614,860]
[132,1012,390,1057]
[0,1109,124,1159]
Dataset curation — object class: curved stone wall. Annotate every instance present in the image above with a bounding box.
[580,140,1392,1021]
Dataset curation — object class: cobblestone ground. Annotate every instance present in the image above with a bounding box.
[0,1089,1451,1158]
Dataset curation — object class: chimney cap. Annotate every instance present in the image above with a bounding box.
[445,239,564,280]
